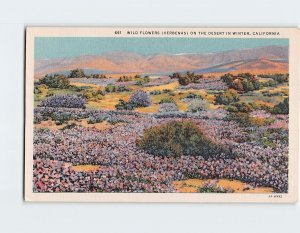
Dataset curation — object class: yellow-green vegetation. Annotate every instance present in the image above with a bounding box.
[143,81,179,92]
[34,72,289,115]
[34,84,48,106]
[87,92,131,110]
[136,120,231,158]
[34,119,123,131]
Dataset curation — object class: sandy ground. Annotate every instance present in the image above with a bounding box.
[173,179,273,193]
[34,120,122,131]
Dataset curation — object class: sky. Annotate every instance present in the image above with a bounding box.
[35,37,288,60]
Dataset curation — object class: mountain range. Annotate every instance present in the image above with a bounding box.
[34,45,288,78]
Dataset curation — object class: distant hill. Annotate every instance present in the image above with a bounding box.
[35,45,288,78]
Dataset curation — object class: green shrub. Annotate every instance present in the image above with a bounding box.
[185,92,203,99]
[116,85,131,92]
[215,89,240,105]
[117,75,133,82]
[227,102,253,113]
[115,99,135,110]
[105,84,131,93]
[83,89,105,101]
[60,123,77,130]
[258,128,288,148]
[34,84,48,94]
[258,73,289,83]
[162,89,171,93]
[136,121,231,159]
[170,72,203,85]
[226,111,275,128]
[150,90,162,95]
[136,76,150,85]
[68,68,85,78]
[39,74,70,89]
[188,99,209,112]
[197,181,234,193]
[226,112,252,127]
[220,73,262,92]
[272,98,289,114]
[105,84,117,93]
[248,102,273,112]
[90,74,107,79]
[159,97,177,105]
[108,117,127,125]
[69,85,91,92]
[88,115,107,124]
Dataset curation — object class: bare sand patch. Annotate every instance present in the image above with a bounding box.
[34,120,122,131]
[71,165,101,172]
[173,179,273,193]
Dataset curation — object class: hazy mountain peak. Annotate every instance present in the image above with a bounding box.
[35,45,288,77]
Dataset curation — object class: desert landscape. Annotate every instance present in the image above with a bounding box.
[32,44,289,193]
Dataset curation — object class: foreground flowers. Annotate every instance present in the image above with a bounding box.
[33,109,288,193]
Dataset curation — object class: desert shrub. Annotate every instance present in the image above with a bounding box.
[38,94,86,108]
[159,103,179,113]
[185,92,203,99]
[258,128,288,148]
[61,123,77,130]
[105,84,117,93]
[88,114,108,124]
[68,68,85,78]
[34,84,48,94]
[258,73,289,83]
[39,74,70,89]
[159,97,177,105]
[136,121,231,159]
[34,107,90,123]
[220,73,261,92]
[105,84,131,93]
[117,75,134,82]
[51,111,73,125]
[129,90,151,107]
[34,113,43,124]
[90,74,107,79]
[170,72,203,85]
[249,117,275,127]
[197,181,234,193]
[226,110,273,128]
[116,85,131,92]
[108,117,127,125]
[136,76,150,86]
[226,112,252,127]
[69,85,91,92]
[215,89,240,105]
[262,91,284,97]
[227,102,252,113]
[249,102,273,112]
[82,89,105,101]
[150,90,162,95]
[115,99,135,110]
[272,98,289,114]
[261,80,277,87]
[162,89,171,93]
[188,99,209,112]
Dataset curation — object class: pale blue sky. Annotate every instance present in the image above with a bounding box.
[35,37,288,60]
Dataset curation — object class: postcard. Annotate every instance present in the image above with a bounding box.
[25,27,299,202]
